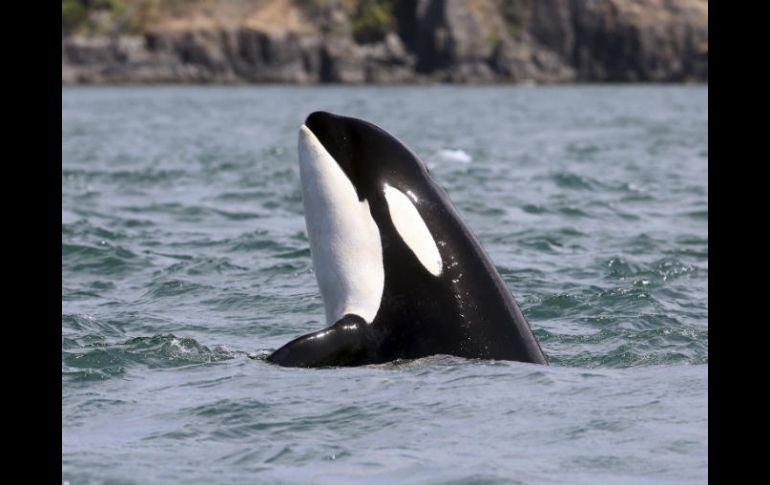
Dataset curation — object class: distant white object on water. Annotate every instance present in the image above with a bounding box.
[437,149,472,163]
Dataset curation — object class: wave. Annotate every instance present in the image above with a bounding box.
[62,334,238,382]
[436,149,473,163]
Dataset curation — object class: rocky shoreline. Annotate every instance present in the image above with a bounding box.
[62,0,708,84]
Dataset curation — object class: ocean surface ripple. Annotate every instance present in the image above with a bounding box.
[63,85,707,484]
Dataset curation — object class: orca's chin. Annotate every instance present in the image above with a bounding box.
[297,122,384,326]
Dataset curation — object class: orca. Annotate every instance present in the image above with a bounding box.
[266,111,547,367]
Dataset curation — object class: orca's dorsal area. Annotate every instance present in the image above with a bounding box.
[267,111,547,367]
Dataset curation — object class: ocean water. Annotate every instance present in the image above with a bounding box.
[62,85,708,484]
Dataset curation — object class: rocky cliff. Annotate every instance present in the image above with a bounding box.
[61,0,708,84]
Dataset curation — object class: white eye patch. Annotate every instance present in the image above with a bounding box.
[383,184,443,276]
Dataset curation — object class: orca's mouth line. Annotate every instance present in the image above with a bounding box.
[299,123,357,194]
[302,113,362,196]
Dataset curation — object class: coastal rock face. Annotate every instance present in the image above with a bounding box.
[529,0,708,81]
[62,0,708,84]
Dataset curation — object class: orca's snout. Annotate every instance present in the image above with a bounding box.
[304,112,350,149]
[304,112,346,150]
[304,111,339,134]
[302,111,354,181]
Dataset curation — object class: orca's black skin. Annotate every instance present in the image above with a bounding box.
[267,111,547,367]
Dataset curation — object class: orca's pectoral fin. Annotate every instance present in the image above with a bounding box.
[266,314,372,368]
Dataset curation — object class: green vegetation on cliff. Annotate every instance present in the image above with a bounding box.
[351,0,394,43]
[62,0,160,36]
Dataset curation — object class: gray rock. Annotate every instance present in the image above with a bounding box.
[61,0,707,85]
[528,0,708,82]
[320,36,366,83]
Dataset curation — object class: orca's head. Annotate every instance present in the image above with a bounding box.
[298,111,444,325]
[302,111,432,201]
